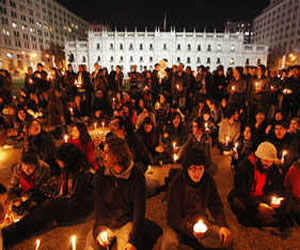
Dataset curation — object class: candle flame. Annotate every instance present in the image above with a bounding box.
[271,196,284,207]
[99,230,109,245]
[101,122,105,128]
[193,220,208,233]
[71,235,76,250]
[172,141,176,149]
[173,153,179,162]
[64,134,68,143]
[35,239,41,250]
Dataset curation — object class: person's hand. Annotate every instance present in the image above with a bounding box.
[219,227,232,248]
[13,199,21,207]
[258,203,275,218]
[193,230,208,240]
[265,125,272,134]
[155,146,165,153]
[96,228,111,247]
[163,132,169,139]
[124,242,137,250]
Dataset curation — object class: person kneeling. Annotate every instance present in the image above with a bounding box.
[162,148,232,250]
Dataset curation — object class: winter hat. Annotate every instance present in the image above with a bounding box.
[255,142,278,162]
[182,148,206,170]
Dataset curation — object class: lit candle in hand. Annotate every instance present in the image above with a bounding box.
[225,136,230,146]
[231,85,236,92]
[35,239,41,250]
[172,141,176,150]
[271,196,284,208]
[233,142,238,152]
[101,121,105,128]
[147,165,153,174]
[64,134,69,143]
[173,153,179,162]
[94,122,97,130]
[97,230,110,248]
[193,219,208,236]
[71,235,76,250]
[281,150,287,163]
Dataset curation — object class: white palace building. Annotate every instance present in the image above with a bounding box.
[65,27,269,75]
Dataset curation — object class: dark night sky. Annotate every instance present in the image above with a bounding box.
[56,0,270,31]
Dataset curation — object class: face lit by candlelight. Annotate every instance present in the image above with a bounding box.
[188,165,204,183]
[203,113,210,122]
[21,162,36,176]
[243,126,252,140]
[144,123,153,134]
[275,125,286,139]
[71,126,80,140]
[29,120,42,136]
[173,114,181,128]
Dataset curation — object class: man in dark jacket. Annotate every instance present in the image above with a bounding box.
[228,142,284,227]
[162,148,232,249]
[85,135,145,250]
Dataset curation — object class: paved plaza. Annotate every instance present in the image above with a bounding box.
[0,147,299,250]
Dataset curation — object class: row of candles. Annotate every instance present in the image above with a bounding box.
[34,235,77,250]
[230,82,292,94]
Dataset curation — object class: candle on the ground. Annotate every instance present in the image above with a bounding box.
[271,196,284,208]
[71,235,76,250]
[35,239,41,250]
[193,220,208,234]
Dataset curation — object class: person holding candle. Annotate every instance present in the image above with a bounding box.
[228,142,285,227]
[33,63,48,94]
[218,109,241,154]
[85,135,160,250]
[8,151,55,215]
[162,148,232,249]
[1,144,94,248]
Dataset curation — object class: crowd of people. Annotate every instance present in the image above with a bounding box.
[0,61,300,249]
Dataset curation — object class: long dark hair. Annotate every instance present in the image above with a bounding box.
[74,122,92,148]
[56,143,89,174]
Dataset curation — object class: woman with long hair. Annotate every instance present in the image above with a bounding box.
[68,122,98,170]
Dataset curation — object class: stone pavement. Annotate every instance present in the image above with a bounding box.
[0,147,300,249]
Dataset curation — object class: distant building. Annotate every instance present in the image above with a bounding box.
[65,27,268,75]
[225,21,254,43]
[253,0,300,64]
[0,0,89,75]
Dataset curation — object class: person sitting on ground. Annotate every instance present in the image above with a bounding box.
[8,151,55,215]
[228,142,285,227]
[1,144,94,249]
[68,122,98,170]
[162,148,232,250]
[85,135,161,250]
[231,125,255,172]
[218,108,241,154]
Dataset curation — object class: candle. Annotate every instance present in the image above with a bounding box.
[233,142,238,152]
[147,165,153,174]
[271,196,284,208]
[173,153,179,162]
[69,107,73,113]
[64,134,69,143]
[35,239,41,250]
[193,220,208,234]
[176,84,179,90]
[94,122,97,130]
[231,85,236,92]
[225,136,230,146]
[112,97,116,102]
[101,121,105,128]
[271,85,274,91]
[71,235,76,250]
[99,230,109,248]
[29,78,33,84]
[172,141,176,150]
[281,150,287,163]
[255,82,259,89]
[36,73,41,79]
[205,122,209,131]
